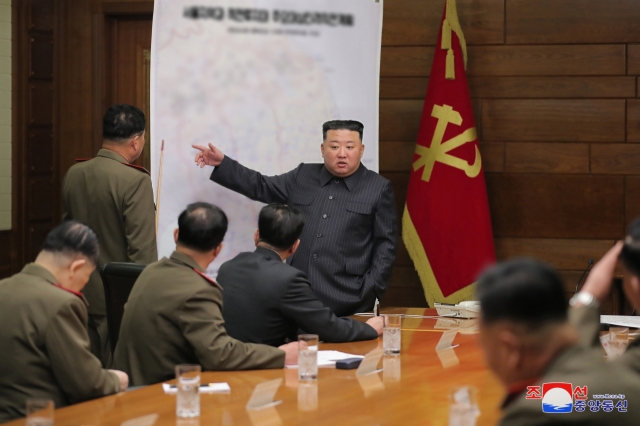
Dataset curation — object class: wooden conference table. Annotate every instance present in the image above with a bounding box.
[5,308,504,426]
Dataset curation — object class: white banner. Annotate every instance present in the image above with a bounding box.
[151,0,383,275]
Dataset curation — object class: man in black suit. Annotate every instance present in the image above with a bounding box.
[217,203,382,346]
[193,120,398,316]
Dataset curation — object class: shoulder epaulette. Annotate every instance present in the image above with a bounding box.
[75,158,91,163]
[123,163,151,175]
[193,268,222,290]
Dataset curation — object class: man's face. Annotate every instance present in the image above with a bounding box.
[320,129,364,177]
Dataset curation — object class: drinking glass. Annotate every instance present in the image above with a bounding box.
[383,314,402,355]
[298,334,319,381]
[609,327,629,360]
[26,399,54,426]
[175,364,201,418]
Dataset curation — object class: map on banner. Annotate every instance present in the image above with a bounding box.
[151,0,383,275]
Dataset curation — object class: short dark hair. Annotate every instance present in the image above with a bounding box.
[621,217,640,277]
[476,258,567,327]
[103,104,146,142]
[177,202,228,252]
[42,221,100,265]
[322,120,364,142]
[258,204,305,251]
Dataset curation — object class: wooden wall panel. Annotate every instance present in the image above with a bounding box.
[28,129,53,174]
[380,45,626,78]
[379,141,414,172]
[486,174,624,239]
[32,0,54,31]
[383,266,427,308]
[381,77,637,100]
[0,231,10,278]
[628,100,640,142]
[504,142,589,174]
[495,238,615,270]
[626,176,640,225]
[480,142,504,173]
[380,47,434,78]
[591,144,640,174]
[469,45,625,76]
[469,76,635,99]
[12,0,58,272]
[382,0,504,46]
[507,0,640,44]
[629,45,640,75]
[379,100,423,141]
[482,99,625,142]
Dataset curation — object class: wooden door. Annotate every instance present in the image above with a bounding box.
[104,16,153,171]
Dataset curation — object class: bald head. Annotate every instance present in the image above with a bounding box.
[177,202,228,252]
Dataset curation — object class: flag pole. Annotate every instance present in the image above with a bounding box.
[155,139,165,237]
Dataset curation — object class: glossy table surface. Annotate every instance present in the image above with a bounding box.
[4,308,505,426]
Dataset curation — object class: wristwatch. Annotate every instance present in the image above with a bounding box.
[569,291,600,308]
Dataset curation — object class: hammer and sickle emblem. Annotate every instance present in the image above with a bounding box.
[412,104,481,182]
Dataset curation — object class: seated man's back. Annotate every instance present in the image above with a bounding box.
[218,203,380,346]
[113,203,295,386]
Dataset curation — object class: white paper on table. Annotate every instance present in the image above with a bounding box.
[285,350,364,368]
[162,382,230,394]
[601,315,640,328]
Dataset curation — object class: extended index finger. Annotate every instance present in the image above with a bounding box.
[192,144,208,152]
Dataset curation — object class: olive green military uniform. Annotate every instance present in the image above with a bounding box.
[571,304,640,373]
[500,345,640,425]
[0,264,120,423]
[112,251,285,386]
[62,148,158,365]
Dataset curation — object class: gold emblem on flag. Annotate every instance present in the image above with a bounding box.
[412,104,481,182]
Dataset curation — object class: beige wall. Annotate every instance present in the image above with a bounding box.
[0,0,10,231]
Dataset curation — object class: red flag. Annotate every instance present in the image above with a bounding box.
[403,0,495,305]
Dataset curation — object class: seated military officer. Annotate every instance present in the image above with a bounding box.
[571,217,640,374]
[0,221,128,423]
[113,202,298,386]
[477,258,640,425]
[218,203,382,346]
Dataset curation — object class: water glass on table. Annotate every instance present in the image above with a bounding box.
[383,314,402,355]
[609,327,629,360]
[298,334,319,381]
[26,398,54,426]
[175,364,201,418]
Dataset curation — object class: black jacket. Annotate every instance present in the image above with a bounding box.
[217,247,379,346]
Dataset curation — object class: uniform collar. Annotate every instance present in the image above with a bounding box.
[21,263,87,301]
[255,246,284,262]
[170,250,204,272]
[22,263,58,284]
[170,250,222,289]
[318,162,367,192]
[97,148,129,164]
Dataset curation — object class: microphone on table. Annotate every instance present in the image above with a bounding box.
[574,259,595,294]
